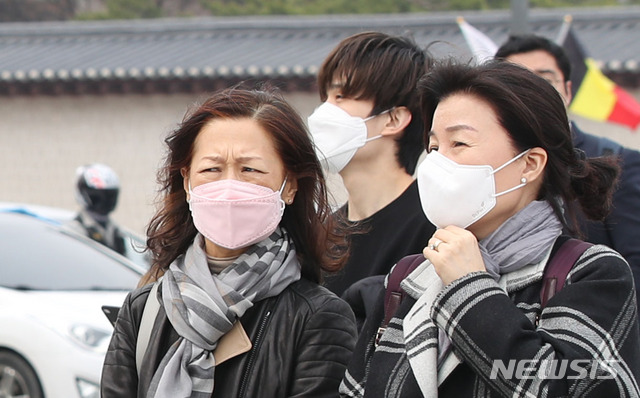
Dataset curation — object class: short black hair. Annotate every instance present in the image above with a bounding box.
[317,32,432,175]
[495,34,572,82]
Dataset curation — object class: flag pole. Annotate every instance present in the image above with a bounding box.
[510,0,530,35]
[555,14,573,45]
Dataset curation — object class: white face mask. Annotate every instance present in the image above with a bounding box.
[307,102,389,173]
[417,150,529,229]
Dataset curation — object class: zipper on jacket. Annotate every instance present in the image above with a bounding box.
[237,300,275,398]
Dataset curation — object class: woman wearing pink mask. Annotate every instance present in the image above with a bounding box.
[341,61,640,397]
[101,87,356,397]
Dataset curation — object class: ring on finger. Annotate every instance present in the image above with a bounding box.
[429,238,443,251]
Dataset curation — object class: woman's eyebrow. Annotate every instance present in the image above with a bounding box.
[428,124,478,137]
[445,124,478,133]
[200,155,262,162]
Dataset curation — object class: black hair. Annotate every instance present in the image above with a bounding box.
[495,34,572,82]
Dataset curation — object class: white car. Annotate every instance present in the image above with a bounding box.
[0,208,144,398]
[0,202,150,269]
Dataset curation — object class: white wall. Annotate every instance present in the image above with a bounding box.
[0,91,324,234]
[1,89,638,234]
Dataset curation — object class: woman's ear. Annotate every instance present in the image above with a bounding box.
[522,147,547,184]
[381,106,412,137]
[181,168,190,201]
[284,176,298,205]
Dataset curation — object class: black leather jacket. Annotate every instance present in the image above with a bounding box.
[101,278,357,397]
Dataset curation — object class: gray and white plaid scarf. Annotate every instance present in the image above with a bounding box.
[396,200,562,396]
[147,227,301,398]
[434,200,562,367]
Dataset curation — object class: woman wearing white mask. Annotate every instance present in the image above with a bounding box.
[101,87,357,397]
[341,61,640,397]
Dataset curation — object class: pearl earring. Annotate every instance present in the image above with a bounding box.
[521,177,527,184]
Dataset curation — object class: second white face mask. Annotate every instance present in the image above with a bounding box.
[417,150,528,229]
[307,102,383,173]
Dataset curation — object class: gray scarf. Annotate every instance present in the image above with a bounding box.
[436,200,562,363]
[147,227,301,398]
[479,200,563,280]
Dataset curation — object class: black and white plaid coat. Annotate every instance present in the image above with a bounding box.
[341,243,640,397]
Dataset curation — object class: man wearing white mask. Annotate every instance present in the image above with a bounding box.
[308,32,436,318]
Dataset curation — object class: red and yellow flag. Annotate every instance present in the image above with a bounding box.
[560,19,640,130]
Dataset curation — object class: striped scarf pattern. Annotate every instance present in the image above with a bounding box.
[147,228,301,397]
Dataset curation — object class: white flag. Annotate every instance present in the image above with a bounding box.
[457,17,498,64]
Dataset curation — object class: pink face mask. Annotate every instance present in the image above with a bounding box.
[188,178,287,250]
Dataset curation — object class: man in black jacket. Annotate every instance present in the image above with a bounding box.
[496,35,640,303]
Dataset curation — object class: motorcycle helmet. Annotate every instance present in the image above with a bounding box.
[75,163,120,216]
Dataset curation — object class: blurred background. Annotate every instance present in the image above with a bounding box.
[1,0,639,235]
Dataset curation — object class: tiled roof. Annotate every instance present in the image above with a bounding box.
[0,6,639,89]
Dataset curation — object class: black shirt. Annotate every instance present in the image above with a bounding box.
[324,181,436,296]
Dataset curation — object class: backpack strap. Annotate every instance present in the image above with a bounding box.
[377,254,425,346]
[136,281,161,376]
[540,238,593,309]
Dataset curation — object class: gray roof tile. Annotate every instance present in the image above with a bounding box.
[1,6,639,85]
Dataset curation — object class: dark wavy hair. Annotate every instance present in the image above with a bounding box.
[317,31,432,175]
[417,60,620,234]
[140,87,348,286]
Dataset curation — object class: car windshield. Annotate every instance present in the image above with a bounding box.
[0,213,143,291]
